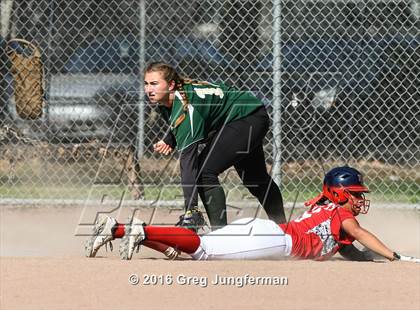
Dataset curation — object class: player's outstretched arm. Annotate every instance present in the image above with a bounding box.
[341,218,395,261]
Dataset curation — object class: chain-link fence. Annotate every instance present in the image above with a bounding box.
[0,0,419,206]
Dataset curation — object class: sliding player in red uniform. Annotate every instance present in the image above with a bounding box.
[85,166,419,263]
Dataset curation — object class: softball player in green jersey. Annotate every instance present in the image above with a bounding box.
[145,62,286,230]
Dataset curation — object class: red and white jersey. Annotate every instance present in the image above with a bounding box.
[280,203,356,260]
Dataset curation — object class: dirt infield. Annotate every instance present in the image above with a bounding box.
[1,205,419,310]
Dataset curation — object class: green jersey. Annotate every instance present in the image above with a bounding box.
[164,82,263,150]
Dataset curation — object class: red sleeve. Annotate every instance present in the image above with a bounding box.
[331,208,357,245]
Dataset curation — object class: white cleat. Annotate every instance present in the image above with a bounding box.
[119,217,146,260]
[85,214,117,258]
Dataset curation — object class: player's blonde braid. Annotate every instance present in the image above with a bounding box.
[172,79,211,128]
[168,78,190,129]
[177,78,210,110]
[175,79,189,112]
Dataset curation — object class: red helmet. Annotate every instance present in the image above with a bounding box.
[322,166,370,213]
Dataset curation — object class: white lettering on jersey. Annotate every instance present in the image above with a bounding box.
[307,218,338,256]
[195,87,224,99]
[294,211,312,223]
[294,203,337,223]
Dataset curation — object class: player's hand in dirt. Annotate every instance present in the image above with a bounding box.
[153,140,173,155]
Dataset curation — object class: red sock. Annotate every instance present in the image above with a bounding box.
[112,224,125,239]
[143,226,201,254]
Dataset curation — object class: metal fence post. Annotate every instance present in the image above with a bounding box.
[137,0,146,157]
[272,0,282,187]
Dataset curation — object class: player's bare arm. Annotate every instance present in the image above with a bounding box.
[341,218,395,261]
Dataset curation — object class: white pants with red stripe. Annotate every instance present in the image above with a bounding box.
[191,218,292,260]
